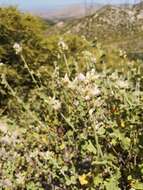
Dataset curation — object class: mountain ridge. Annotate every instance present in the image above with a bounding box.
[52,1,143,54]
[30,3,103,20]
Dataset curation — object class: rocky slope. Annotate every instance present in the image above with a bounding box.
[55,2,143,54]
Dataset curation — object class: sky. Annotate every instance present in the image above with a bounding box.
[0,0,140,11]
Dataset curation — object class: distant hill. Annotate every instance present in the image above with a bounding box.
[54,2,143,55]
[31,3,103,20]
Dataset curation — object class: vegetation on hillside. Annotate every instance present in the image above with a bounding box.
[51,2,143,59]
[0,7,143,190]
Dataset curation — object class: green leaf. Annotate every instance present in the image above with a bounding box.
[132,181,143,190]
[104,178,120,190]
[94,176,103,186]
[87,140,97,155]
[97,127,106,136]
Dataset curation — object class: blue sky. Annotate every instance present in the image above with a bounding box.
[0,0,139,10]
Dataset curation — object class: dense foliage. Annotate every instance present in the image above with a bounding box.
[0,7,143,190]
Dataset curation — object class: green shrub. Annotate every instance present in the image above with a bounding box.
[0,7,92,112]
[0,58,143,189]
[0,7,143,190]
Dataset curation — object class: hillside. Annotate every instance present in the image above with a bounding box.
[53,2,143,56]
[0,6,143,190]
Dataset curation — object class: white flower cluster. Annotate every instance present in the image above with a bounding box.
[0,131,20,145]
[119,49,127,58]
[108,72,129,89]
[62,69,101,101]
[48,97,61,111]
[77,73,86,81]
[58,39,68,51]
[0,62,4,66]
[1,179,12,188]
[110,72,119,80]
[116,80,129,89]
[13,43,22,54]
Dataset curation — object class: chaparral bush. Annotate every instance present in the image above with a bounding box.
[0,7,93,112]
[0,6,143,190]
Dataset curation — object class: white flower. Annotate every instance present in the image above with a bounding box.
[53,100,61,111]
[117,80,129,89]
[119,49,127,58]
[1,135,12,145]
[73,100,79,106]
[77,73,86,81]
[2,179,12,188]
[49,97,61,111]
[110,72,118,80]
[68,82,77,90]
[88,86,101,97]
[86,69,100,82]
[58,39,68,50]
[62,73,70,84]
[15,173,25,184]
[85,95,90,101]
[0,62,4,66]
[91,69,96,74]
[13,43,22,54]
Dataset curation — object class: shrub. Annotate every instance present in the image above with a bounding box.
[0,57,143,189]
[0,7,92,112]
[0,7,143,190]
